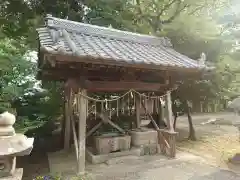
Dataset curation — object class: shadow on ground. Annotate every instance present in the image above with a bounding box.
[189,169,239,180]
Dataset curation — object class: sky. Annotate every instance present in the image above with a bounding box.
[230,0,240,13]
[217,0,240,24]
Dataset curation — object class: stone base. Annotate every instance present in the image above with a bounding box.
[140,144,158,156]
[0,156,16,178]
[1,168,23,180]
[158,129,178,158]
[94,135,131,155]
[86,147,141,164]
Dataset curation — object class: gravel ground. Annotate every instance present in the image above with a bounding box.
[86,152,240,180]
[176,112,240,171]
[18,112,240,180]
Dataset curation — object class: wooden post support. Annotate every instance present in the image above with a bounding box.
[135,96,141,128]
[71,116,79,160]
[165,91,174,132]
[64,93,71,150]
[77,89,87,175]
[200,102,203,113]
[159,129,178,157]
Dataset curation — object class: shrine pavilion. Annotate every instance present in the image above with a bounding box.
[36,14,207,175]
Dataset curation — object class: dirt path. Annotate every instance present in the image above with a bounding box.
[176,112,240,172]
[86,152,240,180]
[18,151,49,180]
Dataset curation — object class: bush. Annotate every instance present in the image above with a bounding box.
[34,173,93,180]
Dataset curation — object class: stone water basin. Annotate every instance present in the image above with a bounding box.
[130,128,158,146]
[94,133,131,155]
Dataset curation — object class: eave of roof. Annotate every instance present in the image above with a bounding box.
[37,14,209,72]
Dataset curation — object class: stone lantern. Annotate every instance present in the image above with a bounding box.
[0,112,34,179]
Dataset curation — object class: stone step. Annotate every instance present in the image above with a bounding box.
[106,155,142,165]
[86,147,141,164]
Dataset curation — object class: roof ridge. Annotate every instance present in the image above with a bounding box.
[45,14,173,47]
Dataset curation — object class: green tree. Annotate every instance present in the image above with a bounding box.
[0,37,36,110]
[0,0,236,140]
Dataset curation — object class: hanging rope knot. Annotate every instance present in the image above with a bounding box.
[105,99,108,109]
[130,91,133,99]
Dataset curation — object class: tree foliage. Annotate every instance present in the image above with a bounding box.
[0,37,36,109]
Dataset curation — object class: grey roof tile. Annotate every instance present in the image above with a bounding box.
[37,15,204,70]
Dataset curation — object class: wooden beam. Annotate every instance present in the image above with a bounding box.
[96,112,125,134]
[71,115,78,160]
[64,78,169,92]
[86,121,103,138]
[85,81,168,92]
[38,67,167,83]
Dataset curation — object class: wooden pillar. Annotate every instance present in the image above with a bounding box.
[214,102,217,112]
[160,90,178,158]
[153,99,157,114]
[64,92,71,150]
[165,91,174,132]
[135,96,141,128]
[158,98,164,125]
[77,89,87,175]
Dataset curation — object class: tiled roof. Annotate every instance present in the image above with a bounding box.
[37,15,205,70]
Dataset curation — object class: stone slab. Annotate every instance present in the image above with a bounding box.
[86,147,141,164]
[106,155,141,165]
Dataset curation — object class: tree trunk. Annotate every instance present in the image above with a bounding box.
[61,116,65,148]
[185,100,197,141]
[172,99,178,131]
[173,115,177,130]
[61,101,66,149]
